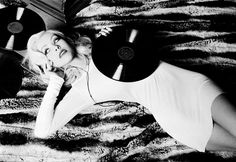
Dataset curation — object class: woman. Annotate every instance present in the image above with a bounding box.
[25,28,236,153]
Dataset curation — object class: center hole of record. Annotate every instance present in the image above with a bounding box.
[117,46,135,61]
[7,21,23,34]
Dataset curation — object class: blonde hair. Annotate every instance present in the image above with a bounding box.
[24,29,92,86]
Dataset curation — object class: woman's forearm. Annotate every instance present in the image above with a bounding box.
[34,75,64,138]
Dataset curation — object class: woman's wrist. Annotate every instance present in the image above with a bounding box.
[46,75,65,96]
[49,73,64,83]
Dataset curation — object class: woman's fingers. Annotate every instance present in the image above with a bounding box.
[96,27,113,38]
[101,27,112,33]
[41,61,50,74]
[100,27,112,35]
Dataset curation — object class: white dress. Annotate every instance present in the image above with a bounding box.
[43,60,223,152]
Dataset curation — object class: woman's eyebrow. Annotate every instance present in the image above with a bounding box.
[50,34,56,42]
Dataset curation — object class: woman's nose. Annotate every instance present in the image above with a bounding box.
[54,45,61,51]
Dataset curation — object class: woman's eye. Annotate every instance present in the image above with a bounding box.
[54,37,60,44]
[44,48,50,55]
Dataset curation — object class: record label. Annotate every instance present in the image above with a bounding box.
[7,21,23,34]
[118,46,134,61]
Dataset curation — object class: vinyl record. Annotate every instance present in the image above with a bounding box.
[0,6,46,50]
[92,26,160,82]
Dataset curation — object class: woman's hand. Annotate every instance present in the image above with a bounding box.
[49,67,65,79]
[41,60,65,80]
[95,27,113,38]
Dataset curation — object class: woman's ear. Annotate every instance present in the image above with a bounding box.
[76,36,92,56]
[77,36,92,45]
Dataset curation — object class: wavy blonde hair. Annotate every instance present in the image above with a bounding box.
[24,29,92,86]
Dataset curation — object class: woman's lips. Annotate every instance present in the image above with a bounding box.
[59,49,67,58]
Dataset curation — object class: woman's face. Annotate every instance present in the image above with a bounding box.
[36,32,74,68]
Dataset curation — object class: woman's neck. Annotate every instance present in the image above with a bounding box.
[66,54,89,72]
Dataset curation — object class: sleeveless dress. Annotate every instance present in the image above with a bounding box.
[48,60,223,152]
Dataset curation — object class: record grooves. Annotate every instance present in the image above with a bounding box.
[0,6,46,50]
[92,26,160,82]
